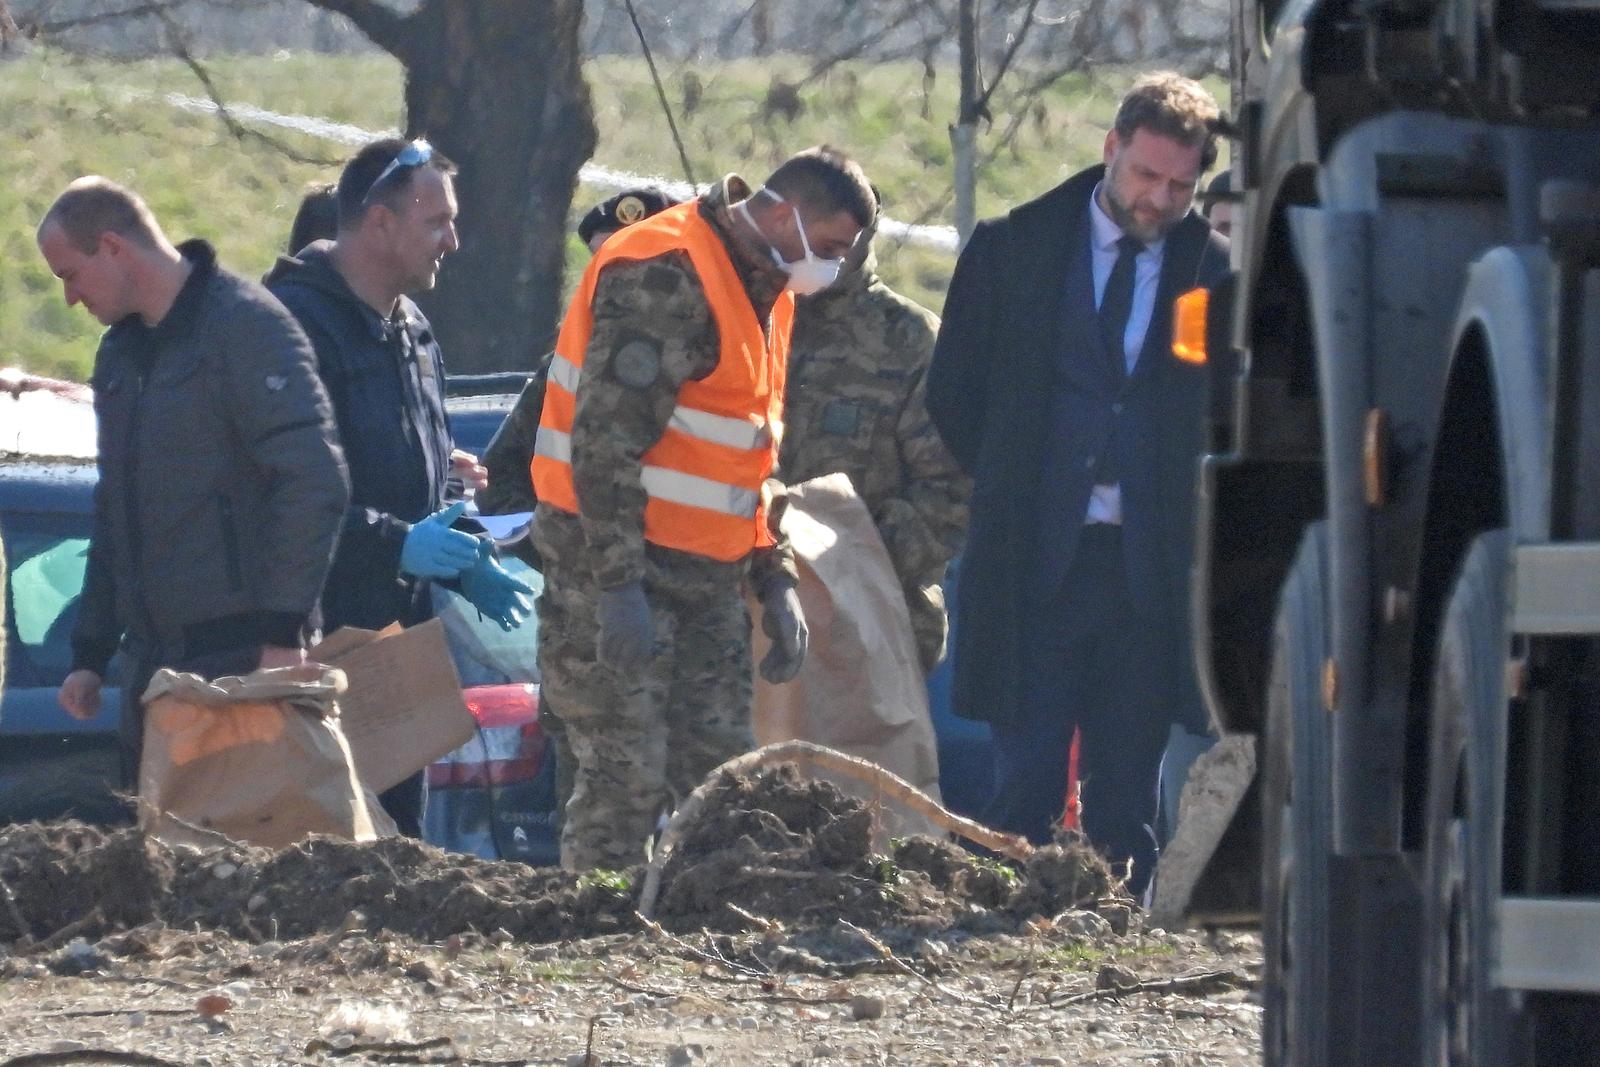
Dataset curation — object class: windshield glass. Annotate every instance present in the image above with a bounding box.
[3,514,91,687]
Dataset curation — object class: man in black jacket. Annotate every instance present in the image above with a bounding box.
[928,74,1229,893]
[38,177,351,789]
[267,138,532,835]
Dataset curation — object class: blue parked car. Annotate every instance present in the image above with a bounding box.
[0,458,127,826]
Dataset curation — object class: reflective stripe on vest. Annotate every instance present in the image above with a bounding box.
[531,201,794,562]
[547,354,777,451]
[534,426,761,518]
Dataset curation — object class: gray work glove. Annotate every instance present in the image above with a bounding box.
[758,583,808,684]
[597,580,654,672]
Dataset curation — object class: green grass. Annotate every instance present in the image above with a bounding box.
[2,48,1220,380]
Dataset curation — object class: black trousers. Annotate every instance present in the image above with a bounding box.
[379,772,426,839]
[982,525,1174,894]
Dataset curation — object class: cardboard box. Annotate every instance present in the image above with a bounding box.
[310,619,475,793]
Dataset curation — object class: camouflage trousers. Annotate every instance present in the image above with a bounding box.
[906,579,949,675]
[536,560,755,872]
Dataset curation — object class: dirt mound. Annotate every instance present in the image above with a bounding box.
[654,765,1120,937]
[0,822,634,948]
[0,766,1125,953]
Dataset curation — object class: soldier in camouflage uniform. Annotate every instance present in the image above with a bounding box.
[781,209,971,673]
[532,149,875,870]
[479,190,681,520]
[478,191,681,831]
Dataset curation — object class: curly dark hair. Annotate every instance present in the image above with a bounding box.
[1112,73,1221,172]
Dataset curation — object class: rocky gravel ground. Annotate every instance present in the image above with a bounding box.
[0,767,1263,1065]
[0,920,1263,1066]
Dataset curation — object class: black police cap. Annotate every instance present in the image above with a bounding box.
[577,188,680,246]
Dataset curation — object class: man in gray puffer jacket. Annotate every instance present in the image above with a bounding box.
[36,177,350,789]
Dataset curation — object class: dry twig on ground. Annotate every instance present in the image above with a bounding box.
[839,920,989,1009]
[1039,968,1254,1009]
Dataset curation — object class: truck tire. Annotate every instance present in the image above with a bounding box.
[1262,522,1335,1067]
[1421,529,1530,1066]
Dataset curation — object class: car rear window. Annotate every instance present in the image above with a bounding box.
[3,514,90,688]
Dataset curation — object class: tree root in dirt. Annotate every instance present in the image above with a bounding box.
[29,907,106,955]
[640,741,1034,919]
[0,1051,188,1066]
[0,872,32,942]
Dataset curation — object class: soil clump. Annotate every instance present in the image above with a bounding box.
[0,765,1121,955]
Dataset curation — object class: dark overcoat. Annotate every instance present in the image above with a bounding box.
[927,165,1229,729]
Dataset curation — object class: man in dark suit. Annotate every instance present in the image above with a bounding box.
[928,73,1229,893]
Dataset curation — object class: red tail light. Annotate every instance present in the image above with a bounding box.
[428,685,546,788]
[463,684,539,727]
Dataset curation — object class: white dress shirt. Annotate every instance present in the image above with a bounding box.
[1084,184,1165,525]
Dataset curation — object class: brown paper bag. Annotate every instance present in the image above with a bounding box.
[138,664,394,849]
[752,474,943,833]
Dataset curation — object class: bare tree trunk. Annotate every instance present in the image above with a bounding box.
[306,0,597,372]
[0,0,20,53]
[951,0,979,247]
[752,0,771,55]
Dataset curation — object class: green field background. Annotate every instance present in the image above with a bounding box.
[2,50,1215,380]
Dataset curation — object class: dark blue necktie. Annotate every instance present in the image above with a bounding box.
[1094,234,1144,486]
[1098,234,1145,383]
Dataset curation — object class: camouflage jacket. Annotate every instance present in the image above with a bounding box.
[542,174,798,594]
[782,250,971,597]
[478,354,548,518]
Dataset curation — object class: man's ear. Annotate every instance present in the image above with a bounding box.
[363,201,396,237]
[846,216,877,269]
[98,231,128,259]
[1103,129,1120,167]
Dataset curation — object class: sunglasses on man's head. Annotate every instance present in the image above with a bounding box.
[361,139,434,206]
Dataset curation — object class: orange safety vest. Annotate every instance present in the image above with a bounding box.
[531,202,795,563]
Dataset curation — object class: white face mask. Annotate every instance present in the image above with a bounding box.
[737,190,845,296]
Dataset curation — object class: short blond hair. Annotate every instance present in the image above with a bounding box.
[1113,73,1221,172]
[40,176,164,255]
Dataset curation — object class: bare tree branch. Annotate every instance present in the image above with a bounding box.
[974,0,1043,116]
[715,0,762,54]
[156,7,342,166]
[25,0,187,34]
[297,0,409,57]
[980,53,1094,163]
[796,0,933,88]
[0,0,19,47]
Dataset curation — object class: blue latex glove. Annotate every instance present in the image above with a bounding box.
[597,580,654,672]
[458,540,536,632]
[399,501,481,579]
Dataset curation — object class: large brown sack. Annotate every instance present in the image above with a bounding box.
[138,664,394,849]
[752,473,943,834]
